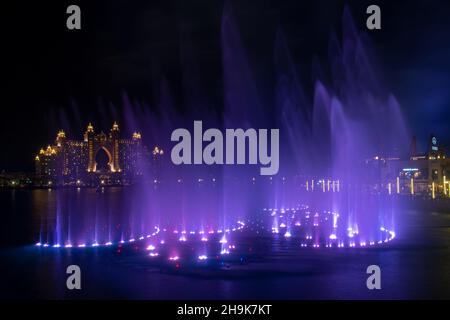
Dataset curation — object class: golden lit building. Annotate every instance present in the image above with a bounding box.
[34,123,156,186]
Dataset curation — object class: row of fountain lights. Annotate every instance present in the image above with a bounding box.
[35,208,395,263]
[35,221,246,250]
[149,230,238,261]
[262,207,396,248]
[35,210,395,251]
[143,207,395,261]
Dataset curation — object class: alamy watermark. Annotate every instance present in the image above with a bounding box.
[366,265,381,290]
[66,265,81,290]
[66,5,380,31]
[366,5,381,30]
[66,5,81,30]
[171,121,279,176]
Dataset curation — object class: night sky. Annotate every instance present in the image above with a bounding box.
[3,0,450,171]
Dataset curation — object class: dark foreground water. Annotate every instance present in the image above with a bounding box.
[0,188,449,299]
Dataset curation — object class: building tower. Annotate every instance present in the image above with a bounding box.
[35,154,41,177]
[55,130,68,175]
[132,132,142,177]
[85,123,95,172]
[110,121,121,172]
[56,130,66,147]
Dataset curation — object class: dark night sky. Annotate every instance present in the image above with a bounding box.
[2,0,450,171]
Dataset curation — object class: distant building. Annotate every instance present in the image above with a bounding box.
[35,122,162,186]
[367,134,449,196]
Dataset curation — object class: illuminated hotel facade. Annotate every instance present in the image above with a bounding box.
[35,122,160,186]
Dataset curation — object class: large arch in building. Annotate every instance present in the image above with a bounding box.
[86,128,121,173]
[94,146,113,172]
